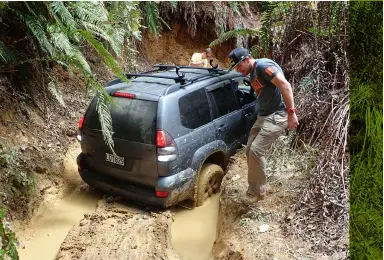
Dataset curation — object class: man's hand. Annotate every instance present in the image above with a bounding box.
[287,113,299,129]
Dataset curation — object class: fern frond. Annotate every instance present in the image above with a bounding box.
[24,15,55,56]
[81,21,123,55]
[169,1,178,10]
[72,1,108,25]
[0,41,16,63]
[228,1,240,15]
[143,1,162,37]
[78,29,126,82]
[51,1,77,28]
[209,28,260,47]
[47,75,66,108]
[47,24,91,73]
[94,88,115,153]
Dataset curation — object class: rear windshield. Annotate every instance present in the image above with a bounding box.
[84,97,157,144]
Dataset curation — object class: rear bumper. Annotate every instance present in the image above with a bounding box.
[78,155,196,208]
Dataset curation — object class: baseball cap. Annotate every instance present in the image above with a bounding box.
[228,47,250,70]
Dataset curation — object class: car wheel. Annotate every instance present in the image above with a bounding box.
[196,163,224,207]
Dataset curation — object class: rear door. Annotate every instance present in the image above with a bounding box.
[81,95,158,187]
[206,80,246,153]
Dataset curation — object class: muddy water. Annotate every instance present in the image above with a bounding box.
[19,188,101,260]
[171,194,220,260]
[18,143,102,260]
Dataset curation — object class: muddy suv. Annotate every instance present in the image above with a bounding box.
[76,65,258,208]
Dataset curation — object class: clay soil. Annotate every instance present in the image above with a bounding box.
[56,199,180,260]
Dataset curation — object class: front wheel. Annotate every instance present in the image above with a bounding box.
[196,163,224,207]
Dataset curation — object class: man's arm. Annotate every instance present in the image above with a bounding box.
[271,73,299,129]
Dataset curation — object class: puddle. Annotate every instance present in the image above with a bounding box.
[171,194,220,260]
[18,188,101,260]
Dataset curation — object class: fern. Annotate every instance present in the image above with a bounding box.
[50,1,76,28]
[169,1,178,10]
[209,28,260,47]
[0,41,16,63]
[95,87,115,153]
[78,29,126,82]
[228,1,240,15]
[1,1,143,155]
[143,1,171,37]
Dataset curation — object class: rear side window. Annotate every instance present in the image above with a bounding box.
[179,88,211,129]
[84,97,157,144]
[208,84,239,119]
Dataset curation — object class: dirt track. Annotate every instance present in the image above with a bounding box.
[57,200,179,260]
[18,137,347,260]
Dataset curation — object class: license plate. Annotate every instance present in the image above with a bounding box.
[105,153,125,166]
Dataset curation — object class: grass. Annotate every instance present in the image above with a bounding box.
[349,2,383,259]
[350,104,383,260]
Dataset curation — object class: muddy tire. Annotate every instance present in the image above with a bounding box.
[196,163,224,207]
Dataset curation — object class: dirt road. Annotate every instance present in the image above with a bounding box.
[17,137,346,260]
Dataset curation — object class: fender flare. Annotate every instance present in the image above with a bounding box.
[190,140,228,175]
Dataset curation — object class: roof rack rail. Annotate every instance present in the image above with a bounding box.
[154,64,228,75]
[124,69,186,84]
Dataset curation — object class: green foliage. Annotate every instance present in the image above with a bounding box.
[209,2,293,57]
[0,41,16,63]
[142,1,171,38]
[228,1,240,15]
[209,28,259,48]
[0,208,19,260]
[169,1,178,10]
[349,1,383,259]
[0,1,144,153]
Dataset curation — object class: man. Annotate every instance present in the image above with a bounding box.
[189,48,213,68]
[228,47,299,203]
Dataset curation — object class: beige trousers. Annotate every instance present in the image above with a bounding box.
[245,111,288,195]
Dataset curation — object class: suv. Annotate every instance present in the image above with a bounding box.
[77,65,258,208]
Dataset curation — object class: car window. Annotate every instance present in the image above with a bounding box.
[85,97,157,144]
[179,88,211,129]
[237,83,257,106]
[208,83,239,119]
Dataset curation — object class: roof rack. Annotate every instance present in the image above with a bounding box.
[154,64,228,75]
[124,66,186,84]
[106,60,233,89]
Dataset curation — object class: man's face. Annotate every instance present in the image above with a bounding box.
[235,59,251,76]
[206,52,212,58]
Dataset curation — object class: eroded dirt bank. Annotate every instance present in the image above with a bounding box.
[212,136,349,260]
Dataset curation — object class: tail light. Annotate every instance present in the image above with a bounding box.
[78,116,85,129]
[77,116,85,141]
[155,191,169,198]
[113,92,136,99]
[156,130,178,162]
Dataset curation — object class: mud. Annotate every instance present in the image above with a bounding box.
[57,200,180,260]
[172,194,220,260]
[18,186,101,260]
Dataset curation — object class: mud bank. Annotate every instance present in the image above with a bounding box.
[212,138,348,260]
